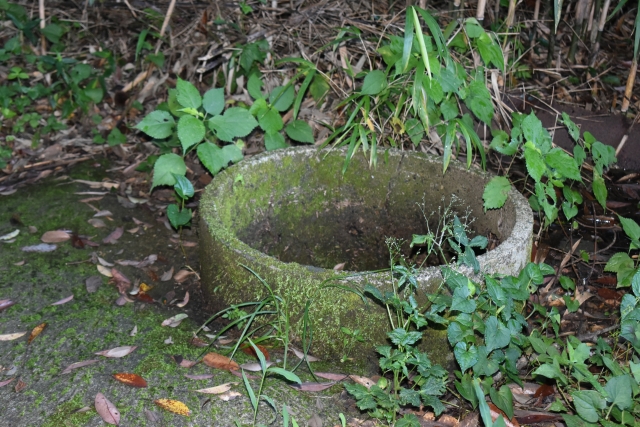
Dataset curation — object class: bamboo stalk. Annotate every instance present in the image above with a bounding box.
[568,0,588,64]
[621,58,637,113]
[506,0,517,28]
[589,0,610,66]
[39,0,46,55]
[477,0,487,23]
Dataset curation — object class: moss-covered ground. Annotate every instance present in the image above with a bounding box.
[0,163,354,426]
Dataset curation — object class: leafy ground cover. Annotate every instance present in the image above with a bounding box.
[1,0,640,426]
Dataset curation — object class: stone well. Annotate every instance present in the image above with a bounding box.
[199,147,532,365]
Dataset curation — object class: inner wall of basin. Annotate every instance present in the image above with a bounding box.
[232,151,515,272]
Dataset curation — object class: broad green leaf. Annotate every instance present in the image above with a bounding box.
[465,79,493,125]
[484,316,511,352]
[197,142,226,175]
[269,85,295,112]
[533,360,568,385]
[438,66,462,94]
[221,144,243,164]
[202,88,224,116]
[545,148,582,181]
[574,145,586,165]
[251,99,283,134]
[483,176,510,211]
[405,118,424,146]
[146,52,164,69]
[423,76,443,104]
[476,32,504,71]
[389,328,422,346]
[489,130,519,155]
[522,112,551,153]
[604,375,632,410]
[524,142,546,182]
[40,23,66,43]
[360,70,388,95]
[571,390,606,423]
[176,78,202,109]
[592,170,607,211]
[309,74,329,101]
[152,153,186,190]
[454,342,478,372]
[440,97,459,121]
[268,367,301,384]
[561,112,581,142]
[107,128,126,146]
[618,215,640,248]
[177,115,205,152]
[71,64,92,83]
[135,110,175,139]
[285,120,314,143]
[592,141,617,174]
[265,131,287,150]
[451,285,476,313]
[464,19,483,38]
[173,174,194,199]
[208,107,258,142]
[247,72,264,100]
[84,87,103,103]
[604,252,633,273]
[490,385,514,420]
[167,204,192,228]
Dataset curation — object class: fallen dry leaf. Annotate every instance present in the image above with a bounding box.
[176,291,190,308]
[154,398,191,416]
[88,218,106,228]
[21,243,56,252]
[0,229,19,240]
[202,352,240,371]
[240,361,273,371]
[14,379,26,392]
[113,373,148,388]
[489,403,520,427]
[195,382,237,394]
[86,276,102,293]
[41,230,70,243]
[97,265,112,277]
[161,267,174,281]
[94,210,113,217]
[173,269,194,283]
[103,227,124,244]
[0,378,15,388]
[291,347,320,362]
[95,393,120,425]
[184,374,214,380]
[349,375,375,389]
[290,382,336,392]
[314,372,348,381]
[0,332,27,341]
[61,360,100,374]
[241,343,270,361]
[28,322,47,344]
[161,313,188,328]
[51,295,74,306]
[0,299,16,311]
[95,345,137,358]
[218,390,242,401]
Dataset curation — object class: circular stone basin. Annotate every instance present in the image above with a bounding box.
[199,147,532,365]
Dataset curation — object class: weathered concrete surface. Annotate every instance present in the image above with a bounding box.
[0,169,349,427]
[199,147,533,366]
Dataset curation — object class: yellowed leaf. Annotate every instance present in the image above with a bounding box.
[154,398,190,416]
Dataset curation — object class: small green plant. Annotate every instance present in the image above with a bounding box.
[239,340,302,427]
[135,70,316,228]
[326,7,503,173]
[486,111,616,225]
[605,215,640,289]
[339,326,365,362]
